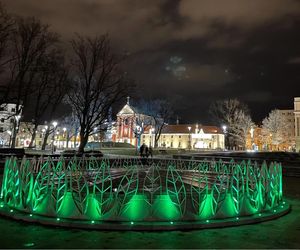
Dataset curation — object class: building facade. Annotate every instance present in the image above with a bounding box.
[115,98,153,146]
[295,97,300,152]
[0,103,19,146]
[277,109,295,150]
[142,124,225,150]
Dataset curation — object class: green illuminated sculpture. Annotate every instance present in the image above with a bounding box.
[0,156,283,222]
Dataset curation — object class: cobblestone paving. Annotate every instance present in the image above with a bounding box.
[0,177,299,249]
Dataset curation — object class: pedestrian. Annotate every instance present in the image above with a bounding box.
[139,143,145,157]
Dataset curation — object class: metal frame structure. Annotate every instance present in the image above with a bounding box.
[0,156,285,225]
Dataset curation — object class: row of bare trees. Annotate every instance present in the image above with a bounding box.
[209,98,291,150]
[0,4,130,152]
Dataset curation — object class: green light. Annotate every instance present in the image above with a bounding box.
[24,243,34,247]
[91,220,95,224]
[273,209,276,212]
[56,218,60,221]
[170,221,173,225]
[0,204,4,208]
[10,209,13,213]
[236,217,239,220]
[130,221,134,225]
[258,213,262,217]
[29,214,33,217]
[206,220,209,223]
[283,201,286,204]
[281,205,283,208]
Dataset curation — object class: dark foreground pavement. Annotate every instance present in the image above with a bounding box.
[0,177,299,249]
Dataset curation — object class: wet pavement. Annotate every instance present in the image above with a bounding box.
[0,177,299,249]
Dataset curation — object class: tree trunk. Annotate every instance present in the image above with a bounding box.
[10,120,19,148]
[66,131,70,148]
[78,131,88,153]
[29,124,38,148]
[42,129,50,150]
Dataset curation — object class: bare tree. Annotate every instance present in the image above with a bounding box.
[138,99,173,148]
[67,34,129,153]
[28,50,68,147]
[60,111,80,149]
[262,109,289,148]
[0,4,14,106]
[231,110,254,149]
[3,17,59,148]
[209,98,253,149]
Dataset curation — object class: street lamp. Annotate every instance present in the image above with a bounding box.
[135,123,143,154]
[187,126,191,150]
[250,126,254,150]
[52,121,58,154]
[222,125,227,150]
[63,127,67,148]
[151,127,155,148]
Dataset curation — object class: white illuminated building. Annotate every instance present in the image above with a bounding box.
[142,124,225,150]
[295,97,300,152]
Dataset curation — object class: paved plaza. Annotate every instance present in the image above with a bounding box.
[0,176,298,249]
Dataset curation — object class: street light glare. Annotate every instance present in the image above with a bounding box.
[52,121,58,127]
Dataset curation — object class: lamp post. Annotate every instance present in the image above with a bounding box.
[222,125,227,150]
[51,121,58,154]
[63,127,66,148]
[188,126,191,150]
[151,127,155,148]
[14,115,21,147]
[250,126,254,150]
[135,123,143,154]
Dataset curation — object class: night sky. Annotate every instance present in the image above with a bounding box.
[4,0,300,124]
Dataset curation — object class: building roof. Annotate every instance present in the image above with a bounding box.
[144,124,223,134]
[117,104,138,116]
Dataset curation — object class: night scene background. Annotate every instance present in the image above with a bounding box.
[4,0,300,124]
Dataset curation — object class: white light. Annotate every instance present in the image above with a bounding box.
[63,127,66,132]
[187,126,191,131]
[52,121,58,127]
[45,125,48,130]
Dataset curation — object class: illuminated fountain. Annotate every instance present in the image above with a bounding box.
[0,156,289,230]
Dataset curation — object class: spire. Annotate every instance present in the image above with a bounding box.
[127,96,130,105]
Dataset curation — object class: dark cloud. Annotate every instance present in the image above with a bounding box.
[3,0,300,124]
